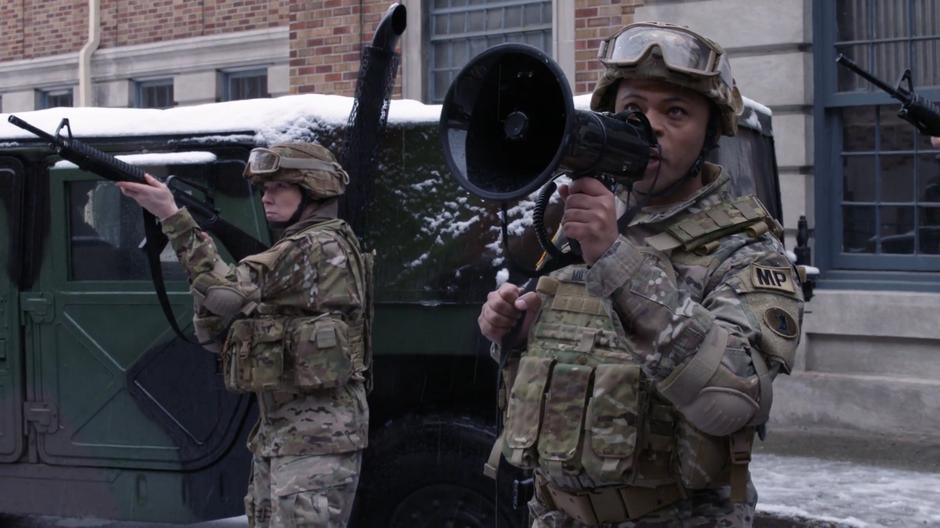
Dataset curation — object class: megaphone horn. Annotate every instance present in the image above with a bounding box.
[439,43,655,202]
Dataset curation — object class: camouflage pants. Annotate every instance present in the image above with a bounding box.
[528,483,756,528]
[245,450,362,528]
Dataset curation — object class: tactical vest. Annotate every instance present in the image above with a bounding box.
[220,219,374,394]
[493,194,786,517]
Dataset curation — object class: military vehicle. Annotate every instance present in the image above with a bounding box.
[0,92,783,527]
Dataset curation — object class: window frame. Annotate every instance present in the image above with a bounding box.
[38,87,74,109]
[425,0,554,103]
[134,78,175,109]
[813,0,940,290]
[220,68,269,102]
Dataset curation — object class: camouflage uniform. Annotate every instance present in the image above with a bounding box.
[516,163,801,527]
[492,23,803,528]
[160,144,370,528]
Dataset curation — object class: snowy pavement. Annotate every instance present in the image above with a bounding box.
[752,453,940,527]
[4,452,940,527]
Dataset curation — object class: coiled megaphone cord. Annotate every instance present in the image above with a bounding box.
[534,181,566,260]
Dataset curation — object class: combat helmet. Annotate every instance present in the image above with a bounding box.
[243,142,350,200]
[590,21,744,137]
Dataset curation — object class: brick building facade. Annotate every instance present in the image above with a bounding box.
[1,1,290,62]
[0,0,643,109]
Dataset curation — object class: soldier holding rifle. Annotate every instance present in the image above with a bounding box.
[119,143,372,528]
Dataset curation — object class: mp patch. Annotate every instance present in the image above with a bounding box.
[764,307,799,339]
[750,265,796,294]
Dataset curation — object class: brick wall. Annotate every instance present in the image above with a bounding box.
[288,0,402,97]
[102,0,289,48]
[573,0,644,95]
[0,0,290,62]
[0,0,87,62]
[2,0,637,99]
[0,1,26,61]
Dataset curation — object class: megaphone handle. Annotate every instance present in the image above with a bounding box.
[567,238,582,255]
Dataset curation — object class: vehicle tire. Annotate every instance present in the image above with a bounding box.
[352,414,528,528]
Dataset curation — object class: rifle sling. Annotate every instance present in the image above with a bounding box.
[142,209,202,346]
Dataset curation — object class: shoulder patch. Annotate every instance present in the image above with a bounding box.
[764,307,799,339]
[750,265,796,294]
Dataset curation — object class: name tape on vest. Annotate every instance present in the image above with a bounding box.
[751,265,796,294]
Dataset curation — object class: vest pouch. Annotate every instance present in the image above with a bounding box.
[287,315,353,391]
[675,417,730,489]
[222,318,285,392]
[193,312,224,354]
[503,355,555,469]
[537,363,593,478]
[581,363,641,484]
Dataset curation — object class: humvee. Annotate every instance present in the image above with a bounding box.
[0,93,782,527]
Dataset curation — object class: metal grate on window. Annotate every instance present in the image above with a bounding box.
[840,104,940,256]
[835,0,940,92]
[427,0,553,103]
[822,0,940,270]
[223,69,269,102]
[136,79,174,109]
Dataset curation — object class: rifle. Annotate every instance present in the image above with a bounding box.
[836,54,940,136]
[8,114,269,343]
[8,115,267,260]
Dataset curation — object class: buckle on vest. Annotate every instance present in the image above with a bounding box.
[729,428,754,465]
[577,329,598,353]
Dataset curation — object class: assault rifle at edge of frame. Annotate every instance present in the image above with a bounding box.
[836,53,940,137]
[7,114,268,261]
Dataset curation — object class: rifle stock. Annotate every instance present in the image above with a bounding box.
[8,115,268,261]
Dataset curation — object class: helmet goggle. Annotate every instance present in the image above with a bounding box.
[598,23,733,87]
[245,147,339,175]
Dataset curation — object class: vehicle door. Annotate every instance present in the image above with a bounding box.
[0,156,25,462]
[23,152,265,470]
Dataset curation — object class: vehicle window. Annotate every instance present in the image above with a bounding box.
[66,159,253,281]
[0,164,22,284]
[68,179,185,281]
[710,126,783,223]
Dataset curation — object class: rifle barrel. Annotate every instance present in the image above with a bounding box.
[835,54,900,96]
[8,115,57,142]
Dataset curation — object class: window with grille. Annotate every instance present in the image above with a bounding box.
[135,79,174,109]
[39,88,73,109]
[221,69,268,101]
[426,0,553,103]
[815,0,940,282]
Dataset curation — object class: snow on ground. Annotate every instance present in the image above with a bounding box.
[752,453,940,527]
[5,453,938,527]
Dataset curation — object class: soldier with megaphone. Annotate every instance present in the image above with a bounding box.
[474,22,805,527]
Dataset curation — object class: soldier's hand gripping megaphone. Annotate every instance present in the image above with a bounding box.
[439,43,657,203]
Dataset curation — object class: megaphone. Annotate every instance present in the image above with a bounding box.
[439,43,656,202]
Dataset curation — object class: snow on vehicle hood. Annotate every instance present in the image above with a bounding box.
[0,94,442,144]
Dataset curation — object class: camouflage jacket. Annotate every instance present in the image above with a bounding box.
[587,163,803,384]
[499,163,803,511]
[162,207,369,457]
